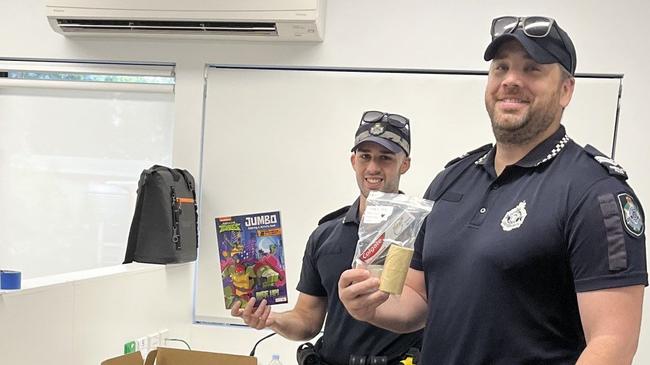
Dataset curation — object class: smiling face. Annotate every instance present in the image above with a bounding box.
[351,141,411,200]
[485,40,574,145]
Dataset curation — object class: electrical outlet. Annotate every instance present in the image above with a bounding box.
[136,336,148,352]
[148,332,160,350]
[159,329,169,346]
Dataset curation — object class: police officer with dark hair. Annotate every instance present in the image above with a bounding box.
[339,16,647,364]
[232,111,422,365]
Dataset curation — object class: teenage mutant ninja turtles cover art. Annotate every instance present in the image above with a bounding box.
[216,211,288,309]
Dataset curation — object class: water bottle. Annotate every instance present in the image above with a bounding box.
[268,354,283,365]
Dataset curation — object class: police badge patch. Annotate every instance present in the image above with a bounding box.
[501,201,527,231]
[617,193,644,237]
[370,122,385,136]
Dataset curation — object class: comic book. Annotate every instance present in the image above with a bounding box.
[215,211,288,309]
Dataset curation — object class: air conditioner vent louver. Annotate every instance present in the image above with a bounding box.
[46,0,325,41]
[56,19,278,36]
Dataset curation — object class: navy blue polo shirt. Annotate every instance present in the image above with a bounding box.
[412,125,647,364]
[298,199,422,365]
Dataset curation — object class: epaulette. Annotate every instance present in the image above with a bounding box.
[318,205,351,225]
[584,144,628,180]
[444,143,493,168]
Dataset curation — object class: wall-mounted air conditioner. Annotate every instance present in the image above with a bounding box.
[46,0,325,41]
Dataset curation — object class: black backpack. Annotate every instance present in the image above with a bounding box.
[123,165,198,264]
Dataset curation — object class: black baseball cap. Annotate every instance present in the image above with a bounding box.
[351,111,411,156]
[484,17,577,75]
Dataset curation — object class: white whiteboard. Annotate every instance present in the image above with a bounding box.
[195,67,621,323]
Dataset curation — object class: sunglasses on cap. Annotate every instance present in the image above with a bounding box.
[491,16,556,39]
[361,110,410,130]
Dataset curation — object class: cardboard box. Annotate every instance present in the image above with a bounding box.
[102,347,257,365]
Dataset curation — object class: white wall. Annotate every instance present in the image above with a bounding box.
[1,1,649,364]
[0,263,194,365]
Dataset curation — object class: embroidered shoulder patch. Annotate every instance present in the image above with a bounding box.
[617,193,644,237]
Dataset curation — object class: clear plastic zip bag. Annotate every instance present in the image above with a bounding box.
[352,191,433,294]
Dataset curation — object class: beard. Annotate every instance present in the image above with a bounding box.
[486,92,562,146]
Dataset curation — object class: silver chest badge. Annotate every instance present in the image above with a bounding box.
[501,201,527,231]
